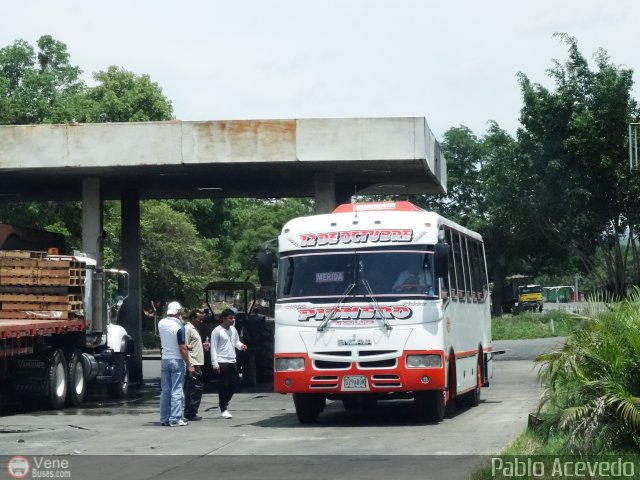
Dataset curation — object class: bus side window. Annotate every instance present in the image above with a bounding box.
[480,243,489,302]
[446,228,457,302]
[439,247,449,299]
[452,232,466,302]
[463,237,473,302]
[470,242,483,302]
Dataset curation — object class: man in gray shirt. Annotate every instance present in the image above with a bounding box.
[184,309,205,421]
[211,308,247,418]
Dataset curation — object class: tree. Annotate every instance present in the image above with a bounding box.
[413,126,486,232]
[0,35,85,125]
[136,201,218,307]
[221,198,314,281]
[517,33,640,295]
[82,66,173,122]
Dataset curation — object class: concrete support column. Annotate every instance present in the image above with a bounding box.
[81,178,103,261]
[314,172,337,213]
[82,178,104,334]
[120,189,143,383]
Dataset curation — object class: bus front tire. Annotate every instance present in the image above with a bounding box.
[414,390,445,422]
[293,393,325,424]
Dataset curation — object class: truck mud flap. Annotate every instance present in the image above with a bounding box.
[10,356,49,396]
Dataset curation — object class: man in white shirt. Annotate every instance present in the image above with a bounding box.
[211,308,247,418]
[159,301,194,427]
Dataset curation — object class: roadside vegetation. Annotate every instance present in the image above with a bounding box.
[492,310,585,340]
[475,294,640,478]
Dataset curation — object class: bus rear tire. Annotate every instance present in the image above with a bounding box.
[293,393,324,424]
[414,390,445,422]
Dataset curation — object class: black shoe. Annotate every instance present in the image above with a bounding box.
[185,415,202,421]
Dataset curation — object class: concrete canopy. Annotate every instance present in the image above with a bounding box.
[0,117,446,202]
[0,116,447,383]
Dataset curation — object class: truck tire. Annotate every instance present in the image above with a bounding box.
[65,349,86,407]
[107,354,129,399]
[47,349,68,409]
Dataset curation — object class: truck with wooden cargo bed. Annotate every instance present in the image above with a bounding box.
[0,224,133,409]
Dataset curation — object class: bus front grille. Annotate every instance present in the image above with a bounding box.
[314,360,351,369]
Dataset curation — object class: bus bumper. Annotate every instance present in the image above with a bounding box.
[273,351,445,394]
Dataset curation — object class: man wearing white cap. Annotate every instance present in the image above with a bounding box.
[158,301,195,426]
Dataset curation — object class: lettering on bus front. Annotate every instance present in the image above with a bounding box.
[300,229,413,247]
[297,305,413,322]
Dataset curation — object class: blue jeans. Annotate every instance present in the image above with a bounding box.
[160,358,185,424]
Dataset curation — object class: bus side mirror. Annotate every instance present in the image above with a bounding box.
[256,250,275,287]
[434,243,449,278]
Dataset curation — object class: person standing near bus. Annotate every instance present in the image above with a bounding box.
[210,308,247,418]
[183,309,205,421]
[159,301,194,427]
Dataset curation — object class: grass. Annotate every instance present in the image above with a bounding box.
[492,310,585,340]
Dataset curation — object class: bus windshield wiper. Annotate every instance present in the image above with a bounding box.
[317,283,355,332]
[361,278,392,331]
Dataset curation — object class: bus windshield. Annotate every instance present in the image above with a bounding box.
[277,248,437,301]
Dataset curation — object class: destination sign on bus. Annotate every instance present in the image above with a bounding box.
[315,272,344,283]
[299,229,413,247]
[297,305,413,322]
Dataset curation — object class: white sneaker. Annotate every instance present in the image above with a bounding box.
[169,419,188,427]
[221,410,232,419]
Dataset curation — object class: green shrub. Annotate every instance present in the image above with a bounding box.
[535,292,640,454]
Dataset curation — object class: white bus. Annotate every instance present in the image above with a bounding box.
[273,201,493,423]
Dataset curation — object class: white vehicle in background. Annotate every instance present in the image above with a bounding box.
[273,201,492,423]
[0,224,133,409]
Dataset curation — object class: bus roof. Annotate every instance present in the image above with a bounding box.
[332,201,425,213]
[280,202,482,252]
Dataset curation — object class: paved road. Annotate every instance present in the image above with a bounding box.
[0,338,564,479]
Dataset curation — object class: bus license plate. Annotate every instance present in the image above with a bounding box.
[342,375,368,391]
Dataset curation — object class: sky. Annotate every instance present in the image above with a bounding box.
[3,0,639,140]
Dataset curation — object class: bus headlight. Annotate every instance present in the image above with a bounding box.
[275,357,305,371]
[406,354,442,368]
